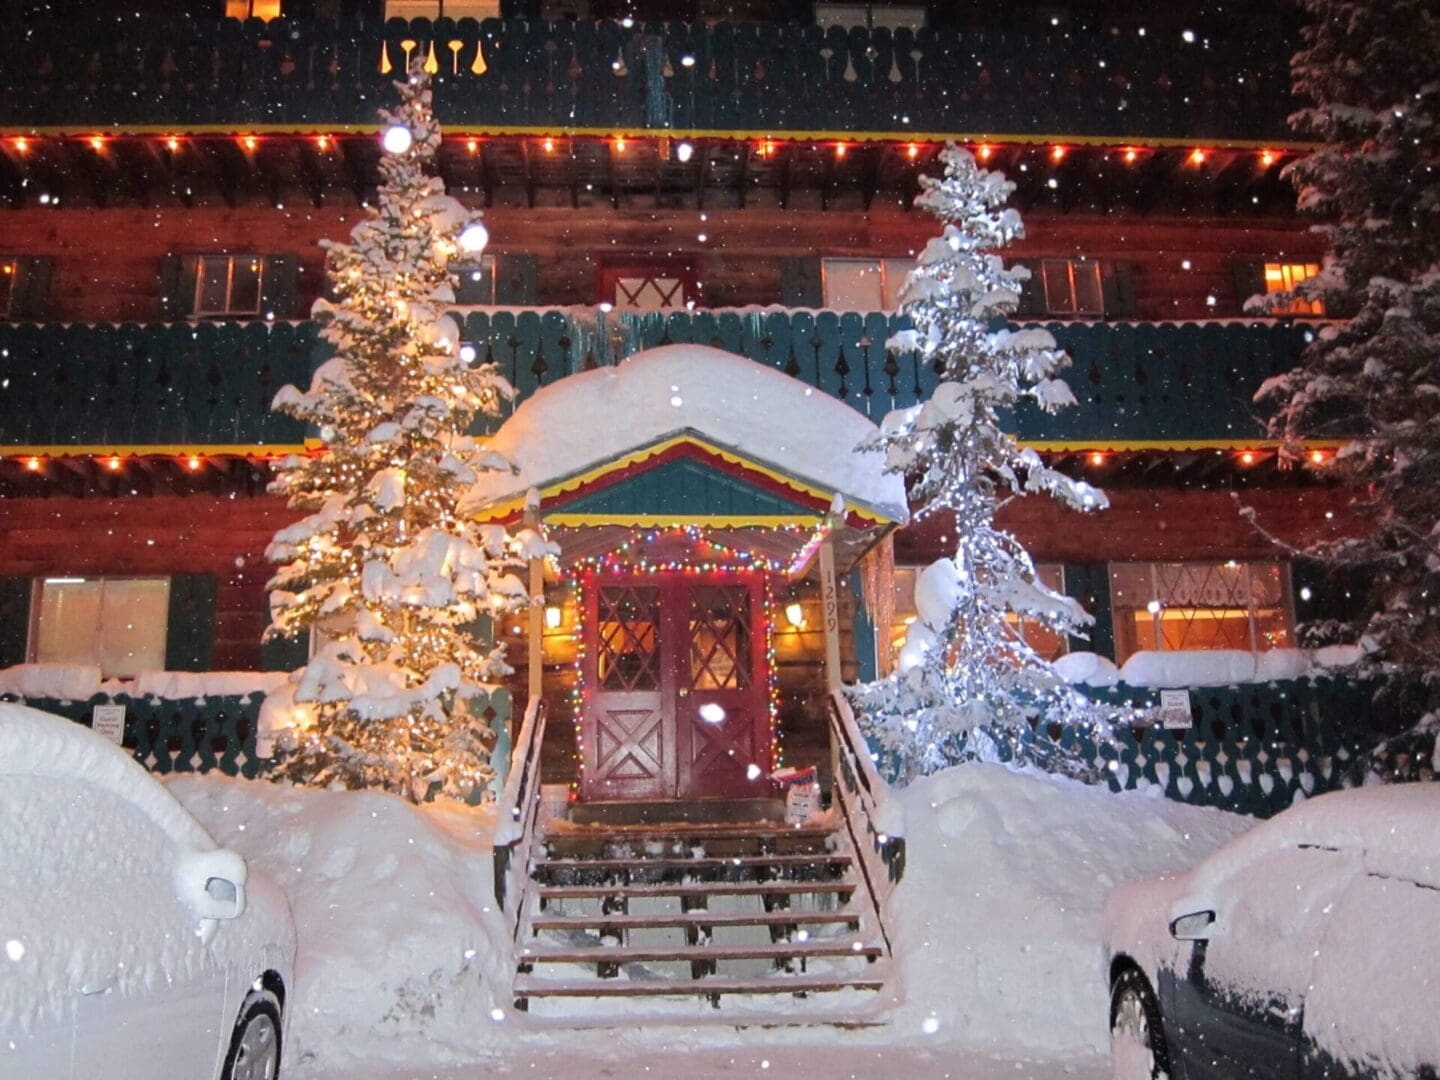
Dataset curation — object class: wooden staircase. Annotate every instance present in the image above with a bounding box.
[510,819,890,1017]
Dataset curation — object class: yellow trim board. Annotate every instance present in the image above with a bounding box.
[545,513,822,528]
[470,433,897,527]
[1,443,311,458]
[0,124,1321,153]
[1021,438,1349,452]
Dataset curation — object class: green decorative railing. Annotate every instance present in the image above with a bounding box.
[2,16,1297,144]
[3,687,512,791]
[861,677,1393,819]
[0,313,1312,450]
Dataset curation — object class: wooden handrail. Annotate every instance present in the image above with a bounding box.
[492,699,547,936]
[827,691,905,955]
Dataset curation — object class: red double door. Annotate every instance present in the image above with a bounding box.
[580,573,771,803]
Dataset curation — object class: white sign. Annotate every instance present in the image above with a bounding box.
[91,704,127,744]
[785,782,820,826]
[1157,689,1194,730]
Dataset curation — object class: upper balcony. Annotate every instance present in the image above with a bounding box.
[0,16,1302,146]
[0,311,1322,491]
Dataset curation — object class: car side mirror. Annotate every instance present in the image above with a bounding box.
[1169,910,1216,941]
[177,848,249,922]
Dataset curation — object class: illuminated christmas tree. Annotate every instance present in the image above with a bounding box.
[855,144,1110,782]
[264,65,547,802]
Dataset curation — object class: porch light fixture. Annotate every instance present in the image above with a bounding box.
[676,141,694,163]
[784,601,806,629]
[382,125,413,154]
[544,605,562,630]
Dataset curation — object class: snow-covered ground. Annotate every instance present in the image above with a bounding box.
[167,764,1252,1078]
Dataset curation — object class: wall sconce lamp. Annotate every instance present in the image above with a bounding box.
[544,605,563,630]
[784,601,806,629]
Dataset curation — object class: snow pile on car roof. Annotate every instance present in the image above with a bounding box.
[168,774,511,1073]
[890,762,1252,1057]
[462,344,909,523]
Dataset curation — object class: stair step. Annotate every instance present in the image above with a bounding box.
[530,910,860,933]
[519,941,883,965]
[538,880,854,901]
[514,974,886,1000]
[535,854,853,874]
[546,822,832,841]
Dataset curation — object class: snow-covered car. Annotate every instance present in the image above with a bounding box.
[0,703,296,1080]
[1103,783,1440,1080]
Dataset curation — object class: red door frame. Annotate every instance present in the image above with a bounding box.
[580,571,771,802]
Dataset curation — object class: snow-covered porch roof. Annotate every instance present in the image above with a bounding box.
[461,344,909,531]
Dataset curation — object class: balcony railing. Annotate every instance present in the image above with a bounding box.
[0,312,1311,452]
[2,17,1298,144]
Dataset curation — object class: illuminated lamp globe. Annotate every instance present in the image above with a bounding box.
[458,222,489,254]
[382,125,414,154]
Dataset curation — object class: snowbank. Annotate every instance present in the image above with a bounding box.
[167,775,511,1073]
[0,664,289,703]
[0,663,103,701]
[890,763,1251,1057]
[461,344,909,522]
[1056,646,1364,689]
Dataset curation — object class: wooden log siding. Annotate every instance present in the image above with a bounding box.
[1,17,1299,144]
[0,315,1316,452]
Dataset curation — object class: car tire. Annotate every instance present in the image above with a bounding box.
[221,992,282,1080]
[1110,966,1170,1080]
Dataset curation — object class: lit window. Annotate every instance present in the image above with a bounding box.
[382,0,501,18]
[1109,561,1293,663]
[195,255,265,318]
[1263,262,1324,316]
[0,258,14,316]
[1040,259,1104,316]
[821,258,914,311]
[31,577,170,679]
[887,563,1067,666]
[225,0,282,16]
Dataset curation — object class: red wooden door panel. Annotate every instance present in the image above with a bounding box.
[675,578,772,800]
[581,582,675,801]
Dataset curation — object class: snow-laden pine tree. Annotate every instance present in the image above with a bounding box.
[1253,0,1439,776]
[854,144,1109,782]
[263,66,547,802]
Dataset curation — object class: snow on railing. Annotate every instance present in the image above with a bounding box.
[828,691,905,954]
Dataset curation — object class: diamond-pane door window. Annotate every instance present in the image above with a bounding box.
[597,586,661,691]
[688,586,751,690]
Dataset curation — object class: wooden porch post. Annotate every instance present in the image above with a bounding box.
[525,500,544,709]
[819,525,843,694]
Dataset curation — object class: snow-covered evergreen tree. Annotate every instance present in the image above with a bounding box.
[1253,0,1439,776]
[854,144,1109,782]
[263,66,547,802]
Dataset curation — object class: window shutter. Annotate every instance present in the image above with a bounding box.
[260,633,309,672]
[260,254,299,319]
[495,254,538,306]
[780,257,823,308]
[164,573,215,672]
[1100,261,1138,319]
[1062,563,1115,660]
[454,259,496,305]
[1231,259,1267,316]
[159,255,200,319]
[0,577,31,668]
[1011,259,1046,319]
[9,257,54,321]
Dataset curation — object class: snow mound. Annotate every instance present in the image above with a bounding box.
[132,670,290,701]
[0,663,103,701]
[167,775,511,1073]
[1056,647,1366,688]
[891,763,1251,1056]
[461,344,909,523]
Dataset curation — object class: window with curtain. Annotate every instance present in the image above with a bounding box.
[31,577,170,678]
[821,257,914,311]
[1109,560,1293,663]
[886,563,1067,667]
[1039,259,1104,316]
[1263,262,1325,316]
